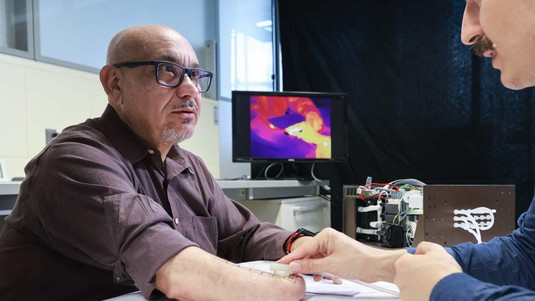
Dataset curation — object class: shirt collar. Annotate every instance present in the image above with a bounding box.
[99,104,187,167]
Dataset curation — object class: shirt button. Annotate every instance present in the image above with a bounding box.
[148,149,155,155]
[174,217,180,225]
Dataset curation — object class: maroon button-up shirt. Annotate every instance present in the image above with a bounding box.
[0,105,291,300]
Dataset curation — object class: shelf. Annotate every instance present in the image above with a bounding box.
[0,180,329,213]
[218,179,327,201]
[0,182,22,195]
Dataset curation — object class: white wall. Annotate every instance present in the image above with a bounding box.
[0,53,220,179]
[36,0,217,71]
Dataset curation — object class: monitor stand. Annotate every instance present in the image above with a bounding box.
[250,162,314,181]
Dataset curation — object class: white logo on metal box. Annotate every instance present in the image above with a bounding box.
[453,207,496,244]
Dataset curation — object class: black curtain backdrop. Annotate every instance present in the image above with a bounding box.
[279,0,535,231]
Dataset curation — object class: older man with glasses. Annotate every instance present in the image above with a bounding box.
[0,25,307,301]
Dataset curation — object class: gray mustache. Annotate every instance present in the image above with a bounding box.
[175,100,199,112]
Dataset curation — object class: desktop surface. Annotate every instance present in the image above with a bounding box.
[104,261,399,301]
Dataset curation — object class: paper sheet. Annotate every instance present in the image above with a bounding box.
[238,260,395,297]
[301,274,361,296]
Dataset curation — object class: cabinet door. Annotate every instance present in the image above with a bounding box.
[279,197,330,232]
[237,196,331,232]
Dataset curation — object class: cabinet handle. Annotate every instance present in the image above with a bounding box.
[293,203,327,215]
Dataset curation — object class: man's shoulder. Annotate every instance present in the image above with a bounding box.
[41,117,118,161]
[57,116,116,145]
[62,117,104,137]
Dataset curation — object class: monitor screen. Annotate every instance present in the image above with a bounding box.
[232,90,348,163]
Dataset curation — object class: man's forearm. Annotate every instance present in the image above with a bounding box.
[156,246,306,301]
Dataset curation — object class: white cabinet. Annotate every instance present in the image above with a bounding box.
[237,196,330,232]
[0,182,20,232]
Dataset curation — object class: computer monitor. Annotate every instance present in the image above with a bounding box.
[232,90,348,163]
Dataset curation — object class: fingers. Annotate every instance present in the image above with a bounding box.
[278,242,328,275]
[288,258,344,283]
[415,241,446,255]
[278,228,341,276]
[278,241,322,264]
[287,258,327,275]
[394,243,462,301]
[394,252,413,273]
[312,273,343,284]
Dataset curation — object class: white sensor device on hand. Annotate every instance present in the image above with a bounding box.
[269,263,290,276]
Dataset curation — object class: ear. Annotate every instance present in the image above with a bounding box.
[99,65,122,105]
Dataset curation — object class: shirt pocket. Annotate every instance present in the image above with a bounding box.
[181,216,218,255]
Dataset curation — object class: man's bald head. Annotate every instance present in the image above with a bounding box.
[106,25,190,64]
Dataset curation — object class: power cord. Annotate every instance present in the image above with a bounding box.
[264,162,284,179]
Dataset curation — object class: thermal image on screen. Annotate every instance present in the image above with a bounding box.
[250,95,332,159]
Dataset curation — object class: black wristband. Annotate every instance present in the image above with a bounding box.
[284,228,316,254]
[296,228,316,237]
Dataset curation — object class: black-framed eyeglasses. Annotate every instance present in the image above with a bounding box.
[113,60,213,93]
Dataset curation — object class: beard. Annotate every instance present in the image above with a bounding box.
[161,99,199,144]
[161,123,195,144]
[472,36,495,57]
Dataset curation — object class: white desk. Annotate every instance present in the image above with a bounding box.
[107,292,399,300]
[105,284,399,301]
[105,261,399,301]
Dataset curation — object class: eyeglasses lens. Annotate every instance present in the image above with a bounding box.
[157,63,211,92]
[157,63,182,87]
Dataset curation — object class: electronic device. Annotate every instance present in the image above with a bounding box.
[343,177,425,248]
[344,180,516,248]
[231,90,348,163]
